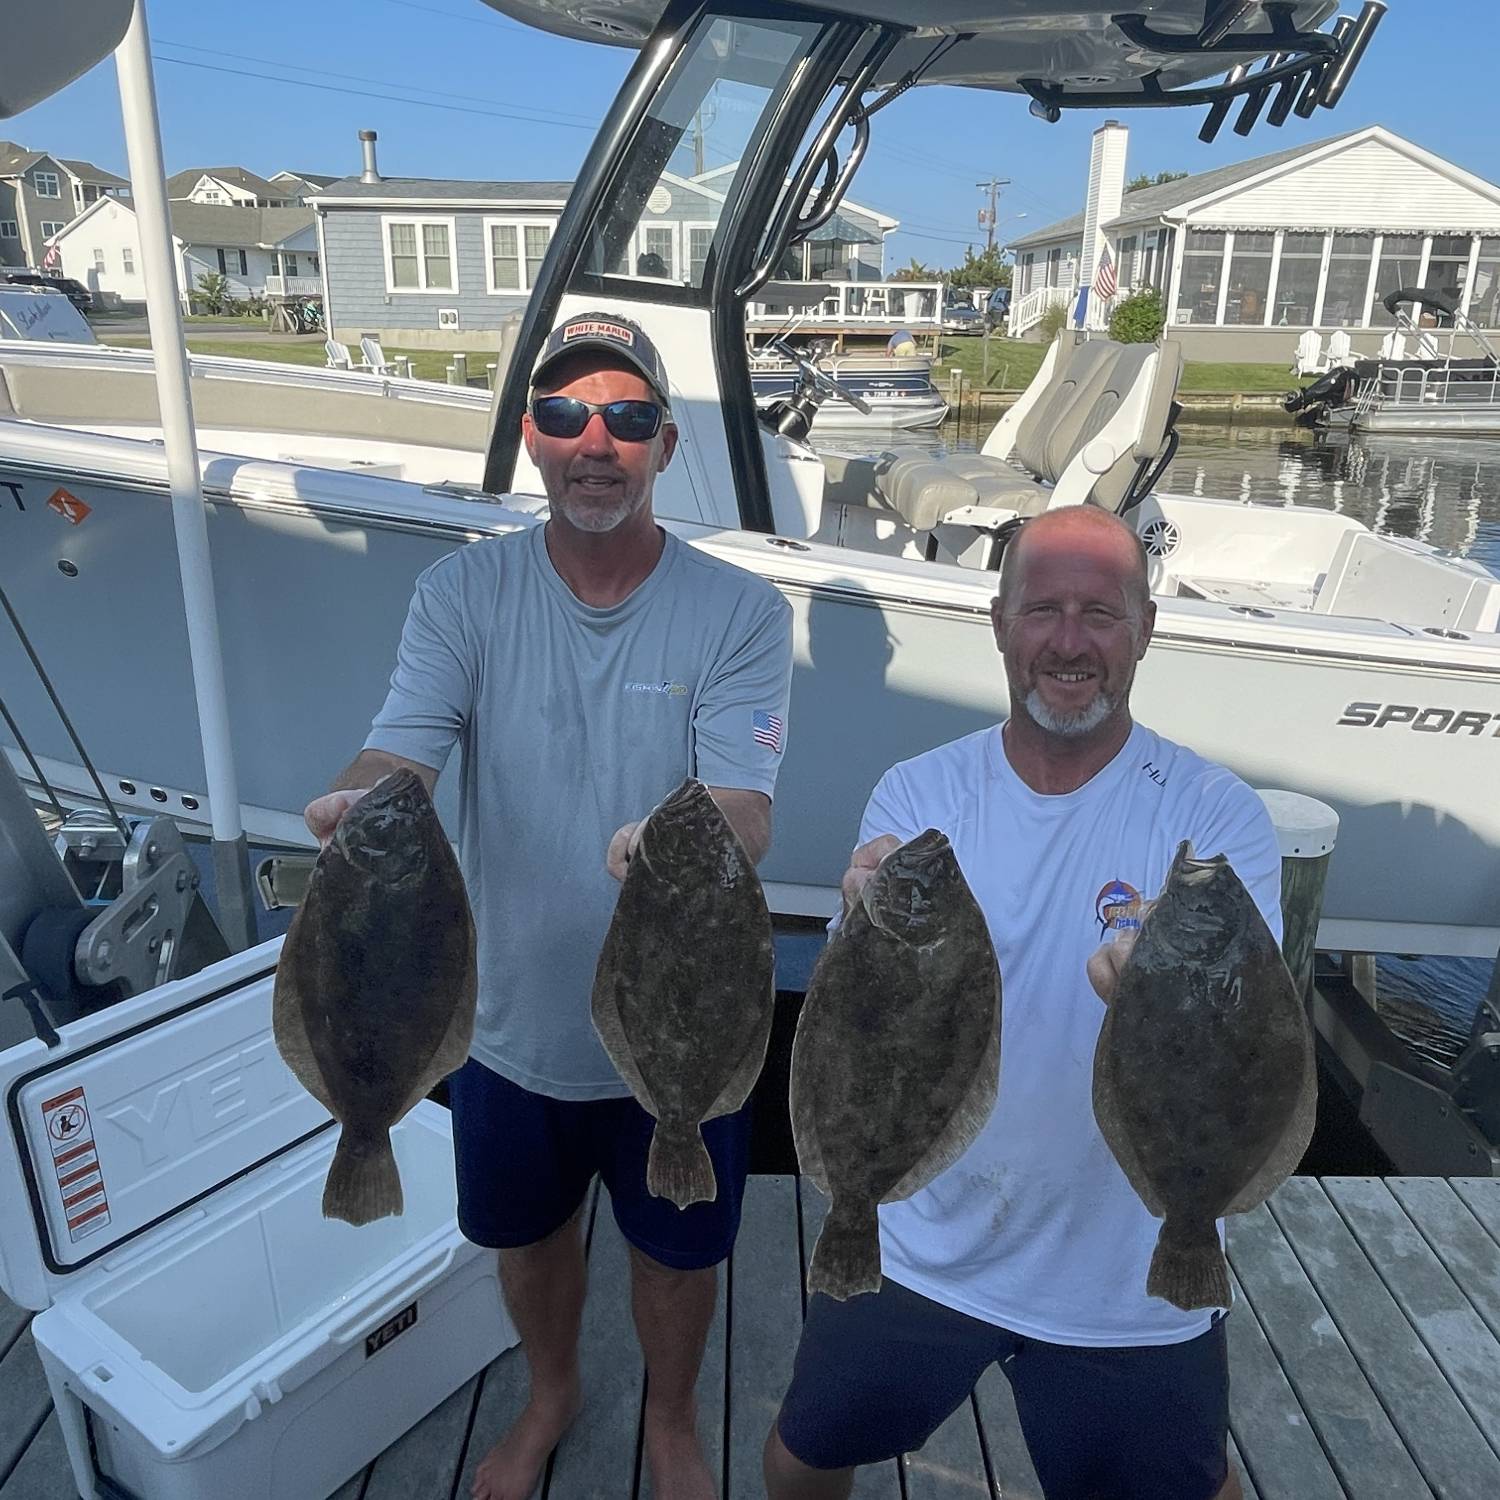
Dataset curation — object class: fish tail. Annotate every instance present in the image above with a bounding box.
[807,1197,882,1301]
[646,1120,717,1208]
[1147,1218,1230,1311]
[323,1129,404,1226]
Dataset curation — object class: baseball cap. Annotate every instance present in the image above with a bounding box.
[531,312,671,408]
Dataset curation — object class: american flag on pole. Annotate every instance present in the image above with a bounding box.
[751,709,784,754]
[41,240,61,273]
[1093,245,1117,299]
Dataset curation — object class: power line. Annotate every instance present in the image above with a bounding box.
[154,39,600,128]
[151,56,596,132]
[366,0,527,33]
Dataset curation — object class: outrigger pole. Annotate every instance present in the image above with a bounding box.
[113,0,257,951]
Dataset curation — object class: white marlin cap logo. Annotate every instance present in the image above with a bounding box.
[563,319,635,346]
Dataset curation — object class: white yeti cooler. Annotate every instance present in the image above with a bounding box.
[0,938,516,1500]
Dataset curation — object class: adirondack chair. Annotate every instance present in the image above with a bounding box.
[324,338,359,371]
[359,335,399,376]
[1326,329,1355,365]
[1291,329,1328,376]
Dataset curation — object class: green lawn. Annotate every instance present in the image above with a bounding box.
[103,336,479,384]
[935,334,1291,395]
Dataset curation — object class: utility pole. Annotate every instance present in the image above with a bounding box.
[977,177,1011,255]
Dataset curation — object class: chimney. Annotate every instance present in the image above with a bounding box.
[1079,119,1128,324]
[359,129,381,185]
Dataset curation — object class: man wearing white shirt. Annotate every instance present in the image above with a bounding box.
[764,505,1279,1500]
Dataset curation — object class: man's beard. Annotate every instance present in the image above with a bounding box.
[551,485,642,534]
[1024,685,1116,737]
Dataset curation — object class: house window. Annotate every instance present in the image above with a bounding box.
[1223,232,1275,325]
[485,219,552,293]
[1471,238,1500,327]
[0,220,18,239]
[1045,247,1062,287]
[39,221,66,239]
[1369,234,1424,327]
[1117,236,1138,290]
[1271,232,1323,326]
[385,218,454,291]
[1426,235,1473,325]
[216,248,248,276]
[1175,229,1226,324]
[638,225,676,280]
[687,224,714,286]
[1018,253,1034,295]
[93,249,105,271]
[309,253,320,274]
[1319,234,1375,326]
[33,170,61,198]
[122,248,134,274]
[284,254,299,278]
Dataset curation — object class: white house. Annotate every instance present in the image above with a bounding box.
[1008,124,1500,359]
[49,197,318,309]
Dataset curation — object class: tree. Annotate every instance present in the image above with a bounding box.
[946,243,1011,290]
[195,270,230,314]
[1125,170,1189,194]
[893,256,936,282]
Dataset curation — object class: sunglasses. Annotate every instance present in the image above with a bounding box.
[530,395,666,442]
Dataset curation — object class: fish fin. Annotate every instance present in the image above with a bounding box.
[590,926,659,1117]
[1147,1217,1230,1311]
[1228,1030,1318,1214]
[646,1120,717,1208]
[272,910,338,1118]
[882,981,1001,1204]
[706,978,775,1119]
[1091,1014,1167,1218]
[806,1195,883,1301]
[787,996,831,1195]
[323,1128,404,1226]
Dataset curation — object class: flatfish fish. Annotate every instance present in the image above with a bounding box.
[1093,841,1316,1310]
[274,769,476,1225]
[592,778,774,1208]
[791,830,1001,1300]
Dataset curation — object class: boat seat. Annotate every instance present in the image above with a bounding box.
[874,337,1182,536]
[0,367,13,416]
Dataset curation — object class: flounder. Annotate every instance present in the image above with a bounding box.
[274,769,476,1225]
[791,830,1001,1300]
[592,778,775,1208]
[1093,841,1317,1310]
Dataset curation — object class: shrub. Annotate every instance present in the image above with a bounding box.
[195,271,230,315]
[1108,287,1166,343]
[1037,301,1071,343]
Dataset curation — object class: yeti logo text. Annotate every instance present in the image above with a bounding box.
[1337,702,1500,736]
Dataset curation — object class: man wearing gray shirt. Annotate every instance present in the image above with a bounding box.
[306,313,792,1500]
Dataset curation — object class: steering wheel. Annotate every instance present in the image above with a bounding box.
[769,337,873,415]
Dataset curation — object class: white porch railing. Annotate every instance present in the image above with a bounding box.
[746,280,945,328]
[1009,284,1076,337]
[264,274,322,298]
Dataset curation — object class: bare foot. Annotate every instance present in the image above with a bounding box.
[472,1387,581,1500]
[644,1406,717,1500]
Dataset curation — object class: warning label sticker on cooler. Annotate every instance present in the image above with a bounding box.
[40,1086,112,1242]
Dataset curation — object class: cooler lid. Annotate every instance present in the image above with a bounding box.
[0,938,333,1311]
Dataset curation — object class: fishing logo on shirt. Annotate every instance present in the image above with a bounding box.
[625,680,689,697]
[1095,879,1143,938]
[751,709,784,754]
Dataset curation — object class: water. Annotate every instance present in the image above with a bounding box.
[815,415,1500,1071]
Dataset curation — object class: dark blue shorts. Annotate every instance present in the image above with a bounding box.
[447,1057,751,1271]
[778,1277,1229,1500]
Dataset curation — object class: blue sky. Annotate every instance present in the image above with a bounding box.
[8,0,1491,270]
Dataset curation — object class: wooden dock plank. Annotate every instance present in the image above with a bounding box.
[361,1374,483,1500]
[544,1197,646,1499]
[1227,1197,1424,1498]
[1449,1179,1500,1252]
[1388,1178,1500,1344]
[1272,1176,1500,1498]
[972,1366,1044,1500]
[1227,1433,1259,1500]
[1322,1178,1500,1465]
[456,1347,533,1500]
[0,1329,51,1491]
[727,1176,805,1500]
[1222,1265,1345,1500]
[899,1390,990,1499]
[0,1295,28,1360]
[0,1412,69,1500]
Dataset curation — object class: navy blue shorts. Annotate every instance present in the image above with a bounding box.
[778,1277,1229,1500]
[447,1057,751,1271]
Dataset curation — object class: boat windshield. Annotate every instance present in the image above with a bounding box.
[573,12,823,300]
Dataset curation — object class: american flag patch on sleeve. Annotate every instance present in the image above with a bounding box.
[751,709,784,754]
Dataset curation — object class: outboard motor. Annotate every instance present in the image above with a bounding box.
[1283,364,1357,427]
